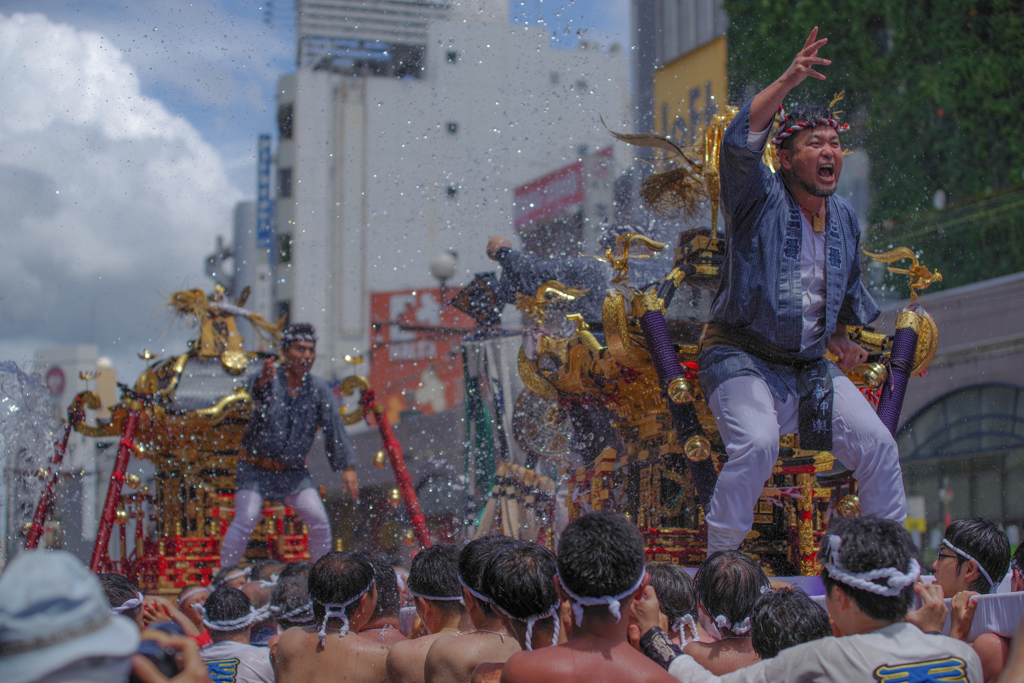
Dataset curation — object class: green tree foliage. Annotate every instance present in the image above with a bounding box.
[725,1,1024,291]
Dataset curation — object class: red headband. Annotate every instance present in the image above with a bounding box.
[771,105,850,148]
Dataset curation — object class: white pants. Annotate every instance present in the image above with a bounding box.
[220,488,332,568]
[705,374,906,555]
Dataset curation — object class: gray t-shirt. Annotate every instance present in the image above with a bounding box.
[201,640,275,683]
[667,623,982,683]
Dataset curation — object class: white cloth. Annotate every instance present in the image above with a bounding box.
[200,640,275,683]
[706,374,906,554]
[220,488,331,568]
[666,622,982,683]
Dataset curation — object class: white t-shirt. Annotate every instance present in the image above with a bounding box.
[667,623,983,683]
[747,125,827,350]
[201,640,275,683]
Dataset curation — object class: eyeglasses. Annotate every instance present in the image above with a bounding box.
[936,551,959,562]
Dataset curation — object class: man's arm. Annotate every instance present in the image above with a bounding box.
[318,382,359,499]
[749,27,830,133]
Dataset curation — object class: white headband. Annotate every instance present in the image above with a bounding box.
[220,567,251,585]
[409,589,465,605]
[458,573,492,604]
[672,614,697,644]
[196,603,258,632]
[314,578,375,647]
[277,601,315,623]
[942,539,999,588]
[715,614,752,635]
[557,570,645,626]
[821,535,920,596]
[176,587,210,608]
[111,592,144,615]
[492,602,560,651]
[257,574,280,590]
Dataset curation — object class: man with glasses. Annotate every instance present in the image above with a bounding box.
[219,323,359,568]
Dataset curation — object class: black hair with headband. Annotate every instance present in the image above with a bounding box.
[458,535,517,618]
[308,552,376,624]
[280,561,313,581]
[750,588,831,659]
[367,556,402,619]
[557,511,645,601]
[694,551,770,638]
[943,517,1010,594]
[409,544,465,614]
[99,573,144,621]
[271,577,314,629]
[646,563,697,631]
[203,587,255,637]
[281,323,317,348]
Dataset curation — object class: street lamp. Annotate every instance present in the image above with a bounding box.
[429,251,457,301]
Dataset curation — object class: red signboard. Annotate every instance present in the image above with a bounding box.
[512,146,613,231]
[368,288,477,424]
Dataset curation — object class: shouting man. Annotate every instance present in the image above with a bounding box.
[698,27,905,553]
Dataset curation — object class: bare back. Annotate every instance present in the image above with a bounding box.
[361,626,406,647]
[424,631,521,683]
[499,635,677,683]
[275,626,389,683]
[682,638,760,675]
[386,632,451,683]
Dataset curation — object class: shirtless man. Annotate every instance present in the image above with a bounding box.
[361,558,406,646]
[275,552,389,683]
[682,551,768,674]
[500,511,678,683]
[471,541,561,683]
[424,536,521,683]
[387,545,469,683]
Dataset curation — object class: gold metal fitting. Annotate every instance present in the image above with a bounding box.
[221,349,247,374]
[402,528,416,546]
[858,362,888,389]
[836,495,861,518]
[668,378,695,404]
[115,509,128,524]
[388,487,402,505]
[125,473,142,489]
[684,435,711,462]
[373,450,388,468]
[35,468,49,481]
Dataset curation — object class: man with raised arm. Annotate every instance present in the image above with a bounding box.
[387,545,470,683]
[424,536,521,683]
[634,517,983,683]
[698,27,905,554]
[499,511,677,683]
[274,552,388,683]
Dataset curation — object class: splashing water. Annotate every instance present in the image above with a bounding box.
[0,361,57,564]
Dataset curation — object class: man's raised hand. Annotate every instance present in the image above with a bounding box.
[255,356,277,390]
[782,27,831,88]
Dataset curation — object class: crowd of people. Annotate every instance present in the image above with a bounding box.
[3,511,1024,683]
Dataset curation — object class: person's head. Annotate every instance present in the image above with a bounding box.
[556,511,648,627]
[213,565,250,590]
[750,588,832,658]
[280,323,317,373]
[280,561,313,581]
[367,557,401,621]
[1011,543,1024,592]
[177,585,210,632]
[774,105,845,199]
[458,535,517,622]
[201,587,256,643]
[271,577,315,630]
[485,541,560,650]
[694,551,770,639]
[647,562,697,639]
[0,551,141,683]
[242,580,273,610]
[933,517,1010,597]
[252,559,287,583]
[98,573,145,627]
[819,517,920,634]
[408,544,465,632]
[308,552,377,643]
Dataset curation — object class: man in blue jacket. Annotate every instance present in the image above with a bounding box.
[699,28,905,554]
[220,323,359,567]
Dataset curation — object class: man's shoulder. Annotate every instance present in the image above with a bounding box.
[389,635,434,661]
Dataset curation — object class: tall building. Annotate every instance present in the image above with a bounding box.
[273,0,631,405]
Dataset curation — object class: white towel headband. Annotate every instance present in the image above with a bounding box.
[821,535,920,596]
[557,570,646,626]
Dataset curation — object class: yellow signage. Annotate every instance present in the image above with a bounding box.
[653,36,728,145]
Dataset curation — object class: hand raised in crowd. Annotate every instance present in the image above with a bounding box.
[486,235,511,260]
[781,26,831,88]
[949,591,980,641]
[904,582,949,634]
[342,468,360,501]
[629,585,664,647]
[141,595,200,636]
[255,356,277,390]
[131,630,211,683]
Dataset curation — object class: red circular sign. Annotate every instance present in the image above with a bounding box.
[45,367,65,396]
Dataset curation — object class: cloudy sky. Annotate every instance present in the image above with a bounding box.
[0,0,629,382]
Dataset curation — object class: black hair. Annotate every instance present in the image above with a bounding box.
[484,541,559,621]
[308,551,376,623]
[99,573,143,621]
[252,559,287,582]
[943,517,1010,594]
[557,511,645,601]
[280,561,313,581]
[282,323,316,348]
[750,588,831,658]
[271,577,315,629]
[819,517,919,623]
[204,587,253,637]
[458,535,517,618]
[1012,540,1024,573]
[777,105,840,152]
[694,551,770,637]
[212,565,248,588]
[409,544,465,615]
[368,557,401,619]
[646,563,697,628]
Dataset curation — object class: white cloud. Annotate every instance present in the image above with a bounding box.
[0,13,242,373]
